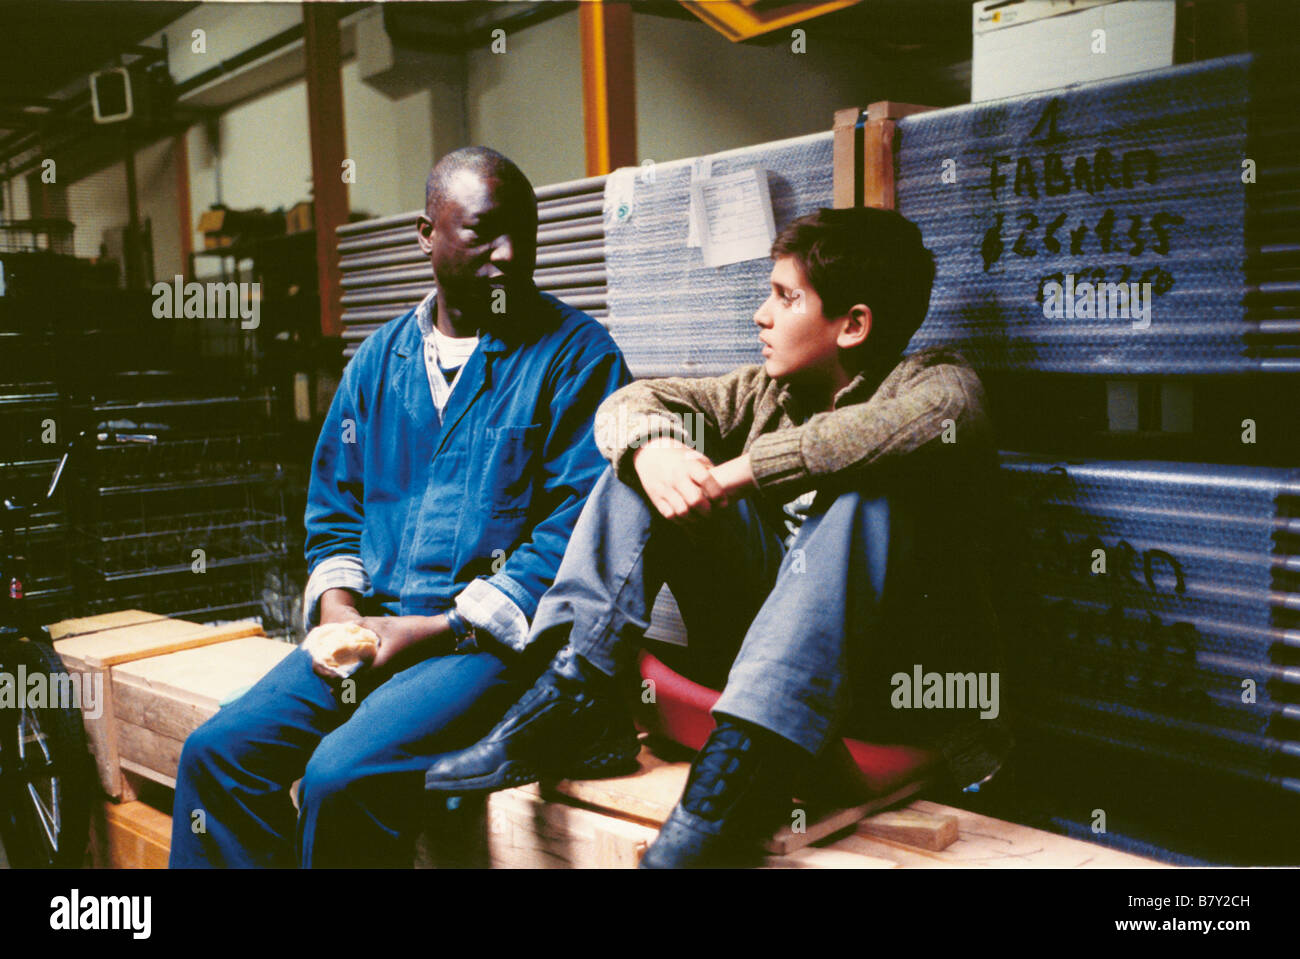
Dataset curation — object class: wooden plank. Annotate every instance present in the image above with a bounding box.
[838,800,1168,869]
[531,746,682,826]
[90,801,172,869]
[865,100,937,122]
[46,609,166,641]
[54,618,263,669]
[862,117,897,211]
[492,785,899,869]
[859,807,960,852]
[112,636,293,711]
[120,759,176,791]
[115,721,186,787]
[58,658,132,801]
[487,788,656,869]
[833,106,862,209]
[112,681,219,743]
[767,846,899,869]
[53,614,258,799]
[529,745,923,855]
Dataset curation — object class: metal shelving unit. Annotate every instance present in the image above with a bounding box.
[70,388,296,638]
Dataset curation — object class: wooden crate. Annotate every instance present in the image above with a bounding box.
[111,636,295,788]
[485,788,659,869]
[51,612,266,800]
[477,786,898,869]
[87,800,173,869]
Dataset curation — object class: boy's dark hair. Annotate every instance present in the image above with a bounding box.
[771,207,935,360]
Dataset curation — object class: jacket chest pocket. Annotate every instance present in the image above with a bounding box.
[480,423,544,517]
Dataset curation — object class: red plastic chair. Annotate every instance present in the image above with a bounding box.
[635,649,941,799]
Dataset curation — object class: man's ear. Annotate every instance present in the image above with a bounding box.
[416,214,435,255]
[837,304,871,351]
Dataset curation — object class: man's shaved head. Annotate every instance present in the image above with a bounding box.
[424,146,535,220]
[416,146,540,331]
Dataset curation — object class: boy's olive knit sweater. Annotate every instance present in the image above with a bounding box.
[593,345,1013,790]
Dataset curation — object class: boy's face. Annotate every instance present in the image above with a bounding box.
[753,255,848,384]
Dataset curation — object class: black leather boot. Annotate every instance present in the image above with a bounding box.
[425,645,641,794]
[639,718,803,869]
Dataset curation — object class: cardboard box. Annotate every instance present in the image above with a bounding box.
[285,200,314,235]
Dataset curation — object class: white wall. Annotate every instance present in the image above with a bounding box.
[135,138,183,281]
[465,9,586,187]
[66,162,127,263]
[210,79,313,213]
[3,174,31,223]
[149,2,303,87]
[62,137,181,283]
[634,13,907,165]
[35,4,967,288]
[342,58,435,219]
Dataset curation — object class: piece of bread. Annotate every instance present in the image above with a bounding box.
[303,621,380,670]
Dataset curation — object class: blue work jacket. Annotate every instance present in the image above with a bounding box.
[304,288,631,633]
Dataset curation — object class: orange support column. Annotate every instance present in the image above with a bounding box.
[303,3,350,338]
[580,0,637,176]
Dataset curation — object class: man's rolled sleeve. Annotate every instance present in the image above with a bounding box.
[455,578,531,653]
[302,554,371,630]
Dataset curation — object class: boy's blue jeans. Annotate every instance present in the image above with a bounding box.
[169,645,528,868]
[530,467,900,757]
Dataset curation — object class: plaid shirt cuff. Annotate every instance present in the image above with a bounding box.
[303,555,371,631]
[455,578,530,653]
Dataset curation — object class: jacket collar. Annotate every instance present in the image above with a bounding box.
[398,284,523,359]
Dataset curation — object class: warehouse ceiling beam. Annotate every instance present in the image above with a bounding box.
[580,0,636,177]
[304,2,350,340]
[677,0,862,43]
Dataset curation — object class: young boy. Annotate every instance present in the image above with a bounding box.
[424,206,1010,868]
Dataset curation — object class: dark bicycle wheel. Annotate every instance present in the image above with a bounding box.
[0,633,94,868]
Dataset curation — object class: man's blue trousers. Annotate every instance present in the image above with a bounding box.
[169,644,528,868]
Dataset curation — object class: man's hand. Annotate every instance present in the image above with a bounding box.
[306,611,456,682]
[360,615,456,673]
[319,588,363,626]
[633,440,728,523]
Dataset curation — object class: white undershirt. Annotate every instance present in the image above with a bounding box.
[424,324,480,414]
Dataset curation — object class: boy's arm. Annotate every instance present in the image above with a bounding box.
[741,357,989,501]
[594,366,766,486]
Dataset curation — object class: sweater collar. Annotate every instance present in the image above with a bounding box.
[775,350,901,420]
